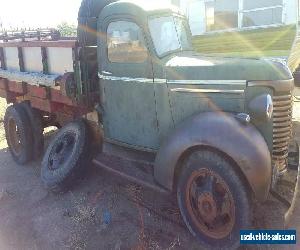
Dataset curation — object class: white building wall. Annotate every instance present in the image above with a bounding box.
[284,0,298,24]
[176,0,298,36]
[187,1,207,35]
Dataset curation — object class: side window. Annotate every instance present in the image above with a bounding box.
[107,21,148,63]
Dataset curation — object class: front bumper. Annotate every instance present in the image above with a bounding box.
[285,142,300,228]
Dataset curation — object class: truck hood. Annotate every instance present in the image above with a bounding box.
[164,52,292,82]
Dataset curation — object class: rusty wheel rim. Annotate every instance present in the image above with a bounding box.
[48,132,76,171]
[185,168,235,239]
[8,117,22,156]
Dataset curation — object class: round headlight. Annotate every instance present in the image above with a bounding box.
[248,94,273,121]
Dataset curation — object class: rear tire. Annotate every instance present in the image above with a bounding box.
[21,102,44,160]
[177,150,252,250]
[4,104,33,165]
[41,120,90,192]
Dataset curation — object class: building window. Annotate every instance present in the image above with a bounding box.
[107,21,148,63]
[206,2,215,31]
[186,0,285,35]
[242,8,283,27]
[206,0,239,31]
[242,0,283,28]
[243,0,282,10]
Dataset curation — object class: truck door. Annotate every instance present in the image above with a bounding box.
[99,19,159,149]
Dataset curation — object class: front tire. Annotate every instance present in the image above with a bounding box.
[177,150,252,250]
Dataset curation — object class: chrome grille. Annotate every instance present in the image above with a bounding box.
[272,93,293,171]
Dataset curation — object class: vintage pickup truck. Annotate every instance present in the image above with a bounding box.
[0,0,299,248]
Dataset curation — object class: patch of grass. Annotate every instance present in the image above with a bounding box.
[0,99,8,148]
[0,98,8,122]
[193,25,296,58]
[203,50,290,58]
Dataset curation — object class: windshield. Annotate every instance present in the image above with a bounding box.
[149,16,192,56]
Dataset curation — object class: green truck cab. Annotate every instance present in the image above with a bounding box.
[78,0,295,248]
[1,0,298,249]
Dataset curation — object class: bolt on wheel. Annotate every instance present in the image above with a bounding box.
[177,150,252,249]
[185,169,235,239]
[4,104,33,165]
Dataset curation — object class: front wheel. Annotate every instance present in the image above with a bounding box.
[177,150,253,250]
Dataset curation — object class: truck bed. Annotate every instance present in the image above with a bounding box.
[0,38,89,114]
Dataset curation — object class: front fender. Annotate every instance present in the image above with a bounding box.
[154,112,272,201]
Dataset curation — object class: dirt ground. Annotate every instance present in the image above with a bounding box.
[0,97,299,250]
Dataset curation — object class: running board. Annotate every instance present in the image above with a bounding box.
[93,153,169,194]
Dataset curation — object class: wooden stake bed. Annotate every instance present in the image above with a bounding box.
[0,37,90,115]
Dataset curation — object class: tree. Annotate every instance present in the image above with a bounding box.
[57,22,77,37]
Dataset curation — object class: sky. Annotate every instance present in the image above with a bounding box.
[0,0,175,30]
[0,0,82,29]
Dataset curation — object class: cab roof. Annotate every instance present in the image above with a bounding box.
[98,0,183,24]
[115,0,180,12]
[79,0,181,19]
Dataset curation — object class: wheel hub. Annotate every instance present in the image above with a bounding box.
[186,169,235,239]
[197,192,217,223]
[8,117,22,155]
[48,133,75,170]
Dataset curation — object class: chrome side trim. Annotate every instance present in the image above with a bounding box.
[98,73,247,87]
[248,79,294,92]
[102,71,112,75]
[167,80,246,85]
[98,73,154,83]
[154,78,166,84]
[170,88,244,94]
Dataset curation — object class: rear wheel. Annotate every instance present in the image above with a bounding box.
[21,102,44,160]
[41,120,90,192]
[4,104,33,164]
[177,150,252,250]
